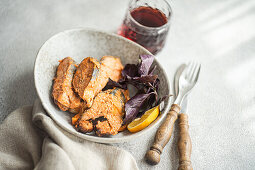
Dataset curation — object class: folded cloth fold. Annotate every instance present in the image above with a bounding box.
[0,99,139,170]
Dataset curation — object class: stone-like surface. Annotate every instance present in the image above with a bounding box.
[1,0,255,169]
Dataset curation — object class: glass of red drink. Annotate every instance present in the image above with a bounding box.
[118,0,172,55]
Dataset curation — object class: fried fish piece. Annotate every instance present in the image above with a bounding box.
[52,57,82,112]
[72,56,123,108]
[100,56,123,82]
[73,88,129,136]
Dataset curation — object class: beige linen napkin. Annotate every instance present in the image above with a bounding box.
[0,99,139,170]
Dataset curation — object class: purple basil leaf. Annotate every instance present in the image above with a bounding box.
[153,78,160,91]
[123,92,154,124]
[147,94,157,108]
[122,64,138,78]
[105,54,161,124]
[138,55,155,76]
[146,80,159,103]
[146,86,153,93]
[132,75,158,83]
[104,79,127,90]
[148,65,157,75]
[146,83,156,94]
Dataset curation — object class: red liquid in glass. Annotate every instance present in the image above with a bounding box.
[119,6,169,54]
[131,6,167,27]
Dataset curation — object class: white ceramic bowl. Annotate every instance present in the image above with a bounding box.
[34,28,171,143]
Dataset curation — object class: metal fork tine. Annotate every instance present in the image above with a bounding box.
[189,62,197,81]
[194,64,201,82]
[175,61,201,106]
[191,63,200,82]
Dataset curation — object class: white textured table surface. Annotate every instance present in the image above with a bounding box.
[1,0,255,169]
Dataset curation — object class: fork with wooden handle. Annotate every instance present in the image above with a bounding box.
[145,62,200,167]
[145,104,180,165]
[178,113,192,170]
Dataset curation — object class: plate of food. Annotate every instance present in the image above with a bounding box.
[34,28,171,143]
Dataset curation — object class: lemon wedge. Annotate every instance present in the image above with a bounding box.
[127,106,160,133]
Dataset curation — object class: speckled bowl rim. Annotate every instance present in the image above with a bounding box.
[34,28,172,143]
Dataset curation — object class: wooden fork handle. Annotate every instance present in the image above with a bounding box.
[178,113,193,170]
[145,104,180,165]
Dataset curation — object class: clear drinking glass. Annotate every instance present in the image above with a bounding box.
[118,0,172,55]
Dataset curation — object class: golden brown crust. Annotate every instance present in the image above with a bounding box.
[75,88,129,136]
[76,120,93,133]
[72,113,81,125]
[54,56,127,135]
[95,121,112,136]
[55,100,69,111]
[72,57,99,104]
[73,57,104,108]
[52,57,82,112]
[100,56,124,82]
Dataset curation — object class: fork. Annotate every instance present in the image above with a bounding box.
[146,62,201,167]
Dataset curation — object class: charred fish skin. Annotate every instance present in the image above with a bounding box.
[95,120,112,136]
[74,88,129,136]
[52,57,82,112]
[75,119,94,133]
